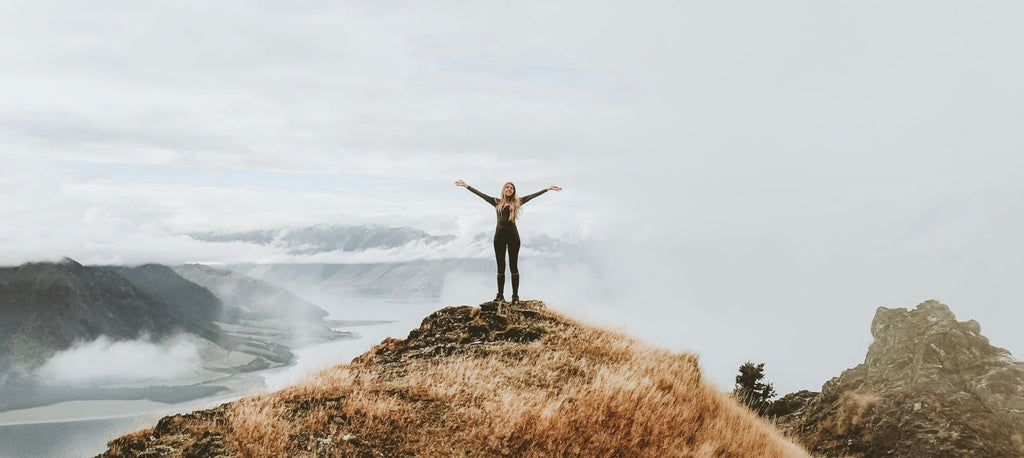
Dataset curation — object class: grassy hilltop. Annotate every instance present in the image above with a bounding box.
[101,300,807,457]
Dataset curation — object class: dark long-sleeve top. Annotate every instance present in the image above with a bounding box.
[465,185,548,236]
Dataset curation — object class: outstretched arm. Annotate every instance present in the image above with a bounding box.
[455,180,497,205]
[520,185,562,205]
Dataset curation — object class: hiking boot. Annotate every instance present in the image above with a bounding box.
[510,295,520,305]
[494,293,506,303]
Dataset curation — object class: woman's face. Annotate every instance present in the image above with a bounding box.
[503,182,515,197]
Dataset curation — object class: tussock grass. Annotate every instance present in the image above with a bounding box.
[102,303,809,457]
[829,392,881,435]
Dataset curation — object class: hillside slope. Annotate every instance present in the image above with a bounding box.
[173,263,327,323]
[101,300,807,457]
[0,259,212,371]
[102,264,225,342]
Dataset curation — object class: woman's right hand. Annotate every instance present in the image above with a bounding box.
[455,180,467,187]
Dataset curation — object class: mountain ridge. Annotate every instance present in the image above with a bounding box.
[0,259,212,372]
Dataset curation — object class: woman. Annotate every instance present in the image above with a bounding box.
[456,180,562,305]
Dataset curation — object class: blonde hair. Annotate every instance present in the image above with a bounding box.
[496,181,521,222]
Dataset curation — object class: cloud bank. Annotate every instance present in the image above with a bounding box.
[35,335,204,386]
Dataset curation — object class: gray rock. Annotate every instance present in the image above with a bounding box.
[776,300,1024,457]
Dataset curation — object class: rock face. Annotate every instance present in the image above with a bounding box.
[776,300,1024,457]
[354,300,551,366]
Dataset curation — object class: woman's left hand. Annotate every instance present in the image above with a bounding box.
[548,185,562,191]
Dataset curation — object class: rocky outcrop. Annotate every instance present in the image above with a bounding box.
[353,300,551,366]
[776,300,1024,457]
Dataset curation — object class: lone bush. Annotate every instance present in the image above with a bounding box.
[734,361,776,415]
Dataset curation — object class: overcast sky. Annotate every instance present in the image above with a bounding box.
[2,1,1023,394]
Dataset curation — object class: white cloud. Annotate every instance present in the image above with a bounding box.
[250,237,507,265]
[34,335,204,386]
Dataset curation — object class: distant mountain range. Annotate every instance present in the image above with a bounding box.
[227,258,490,297]
[187,225,582,300]
[188,224,583,259]
[188,225,455,254]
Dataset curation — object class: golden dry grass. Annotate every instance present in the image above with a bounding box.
[829,392,880,436]
[103,303,810,457]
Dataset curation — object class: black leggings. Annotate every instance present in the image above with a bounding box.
[494,234,521,276]
[494,232,521,296]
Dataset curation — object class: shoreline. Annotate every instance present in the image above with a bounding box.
[0,396,256,427]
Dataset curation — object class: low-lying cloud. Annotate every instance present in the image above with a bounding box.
[35,335,204,386]
[256,237,559,265]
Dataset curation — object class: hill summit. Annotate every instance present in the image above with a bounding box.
[101,300,807,457]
